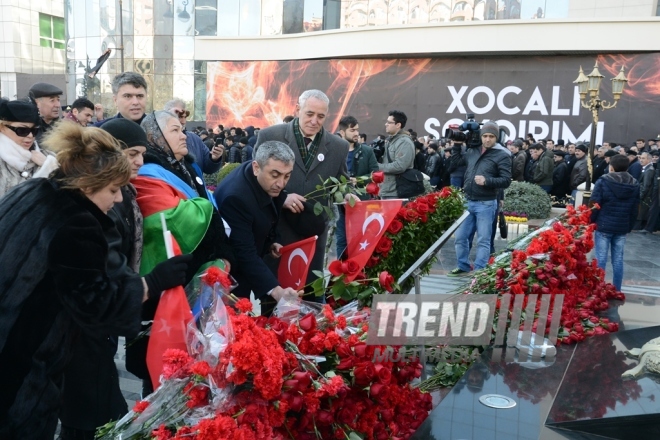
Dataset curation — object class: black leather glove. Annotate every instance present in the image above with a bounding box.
[144,254,194,299]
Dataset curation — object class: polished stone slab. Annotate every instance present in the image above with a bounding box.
[412,294,660,440]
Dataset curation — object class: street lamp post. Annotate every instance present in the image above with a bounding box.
[573,62,628,191]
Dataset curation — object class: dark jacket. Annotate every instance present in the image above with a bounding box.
[532,149,554,186]
[628,158,642,181]
[591,172,639,235]
[639,164,655,205]
[448,145,467,179]
[186,130,222,174]
[94,112,146,127]
[351,144,379,178]
[462,144,512,201]
[214,162,285,299]
[0,178,143,439]
[512,151,526,182]
[551,160,570,200]
[424,152,440,177]
[592,157,608,183]
[570,156,588,190]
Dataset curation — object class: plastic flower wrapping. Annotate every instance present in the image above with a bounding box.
[96,267,432,440]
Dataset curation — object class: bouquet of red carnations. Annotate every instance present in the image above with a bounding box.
[97,269,432,440]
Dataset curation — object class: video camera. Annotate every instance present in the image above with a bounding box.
[444,114,506,148]
[444,114,483,148]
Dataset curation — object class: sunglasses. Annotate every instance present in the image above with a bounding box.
[4,125,39,137]
[174,110,190,118]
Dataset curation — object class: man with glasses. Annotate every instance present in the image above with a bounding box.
[379,110,415,198]
[163,98,223,174]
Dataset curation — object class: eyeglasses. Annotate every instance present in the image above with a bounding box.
[4,125,39,137]
[174,110,190,118]
[385,120,396,125]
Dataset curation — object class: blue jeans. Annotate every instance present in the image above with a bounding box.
[455,199,498,272]
[450,176,464,189]
[335,206,347,258]
[594,231,626,291]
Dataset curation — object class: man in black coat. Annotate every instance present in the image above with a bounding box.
[551,150,570,206]
[214,141,302,315]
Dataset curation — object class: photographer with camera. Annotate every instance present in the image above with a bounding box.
[448,121,512,277]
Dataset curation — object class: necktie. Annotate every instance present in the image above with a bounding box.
[304,137,312,149]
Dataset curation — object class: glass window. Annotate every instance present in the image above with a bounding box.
[195,0,217,36]
[303,0,323,32]
[322,0,341,30]
[39,13,66,50]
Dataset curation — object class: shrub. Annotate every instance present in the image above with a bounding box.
[216,162,241,184]
[503,181,552,219]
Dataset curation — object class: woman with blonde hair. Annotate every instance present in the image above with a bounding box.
[0,122,191,439]
[0,99,58,197]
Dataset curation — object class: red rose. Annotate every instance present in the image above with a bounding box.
[374,364,392,384]
[267,317,288,344]
[317,410,334,425]
[353,342,368,358]
[337,357,355,370]
[336,342,353,358]
[366,256,380,268]
[353,361,376,385]
[328,259,344,276]
[439,187,452,198]
[376,236,393,254]
[299,313,317,332]
[371,171,385,183]
[366,182,380,196]
[341,259,361,276]
[292,371,312,390]
[387,219,403,234]
[369,382,386,397]
[403,209,419,222]
[416,203,430,213]
[378,271,395,292]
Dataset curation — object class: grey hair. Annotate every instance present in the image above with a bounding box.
[111,72,148,95]
[298,89,329,109]
[254,141,295,167]
[163,98,186,112]
[641,151,652,159]
[154,110,178,132]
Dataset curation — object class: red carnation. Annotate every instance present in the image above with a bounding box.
[371,171,385,183]
[132,400,149,413]
[235,298,253,313]
[190,360,211,377]
[201,266,232,289]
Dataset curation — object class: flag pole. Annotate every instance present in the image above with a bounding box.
[160,213,174,258]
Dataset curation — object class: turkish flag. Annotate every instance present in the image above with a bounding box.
[278,236,318,289]
[344,200,402,281]
[146,233,193,388]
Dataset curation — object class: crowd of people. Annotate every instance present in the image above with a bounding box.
[0,70,656,440]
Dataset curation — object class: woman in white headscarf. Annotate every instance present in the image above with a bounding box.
[0,99,58,198]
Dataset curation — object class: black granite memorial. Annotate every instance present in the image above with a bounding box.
[412,295,660,440]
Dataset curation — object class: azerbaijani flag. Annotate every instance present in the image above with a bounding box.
[134,163,214,276]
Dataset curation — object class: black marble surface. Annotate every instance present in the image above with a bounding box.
[412,295,660,440]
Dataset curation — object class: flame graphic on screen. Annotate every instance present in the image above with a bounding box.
[598,54,660,101]
[206,59,432,130]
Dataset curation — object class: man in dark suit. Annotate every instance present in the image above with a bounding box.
[255,89,349,294]
[214,141,301,313]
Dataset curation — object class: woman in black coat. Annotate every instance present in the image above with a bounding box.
[0,123,191,440]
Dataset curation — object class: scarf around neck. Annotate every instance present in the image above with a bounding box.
[293,118,323,170]
[0,132,35,172]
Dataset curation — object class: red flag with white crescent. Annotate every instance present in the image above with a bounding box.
[344,200,402,281]
[145,232,193,388]
[278,236,318,289]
